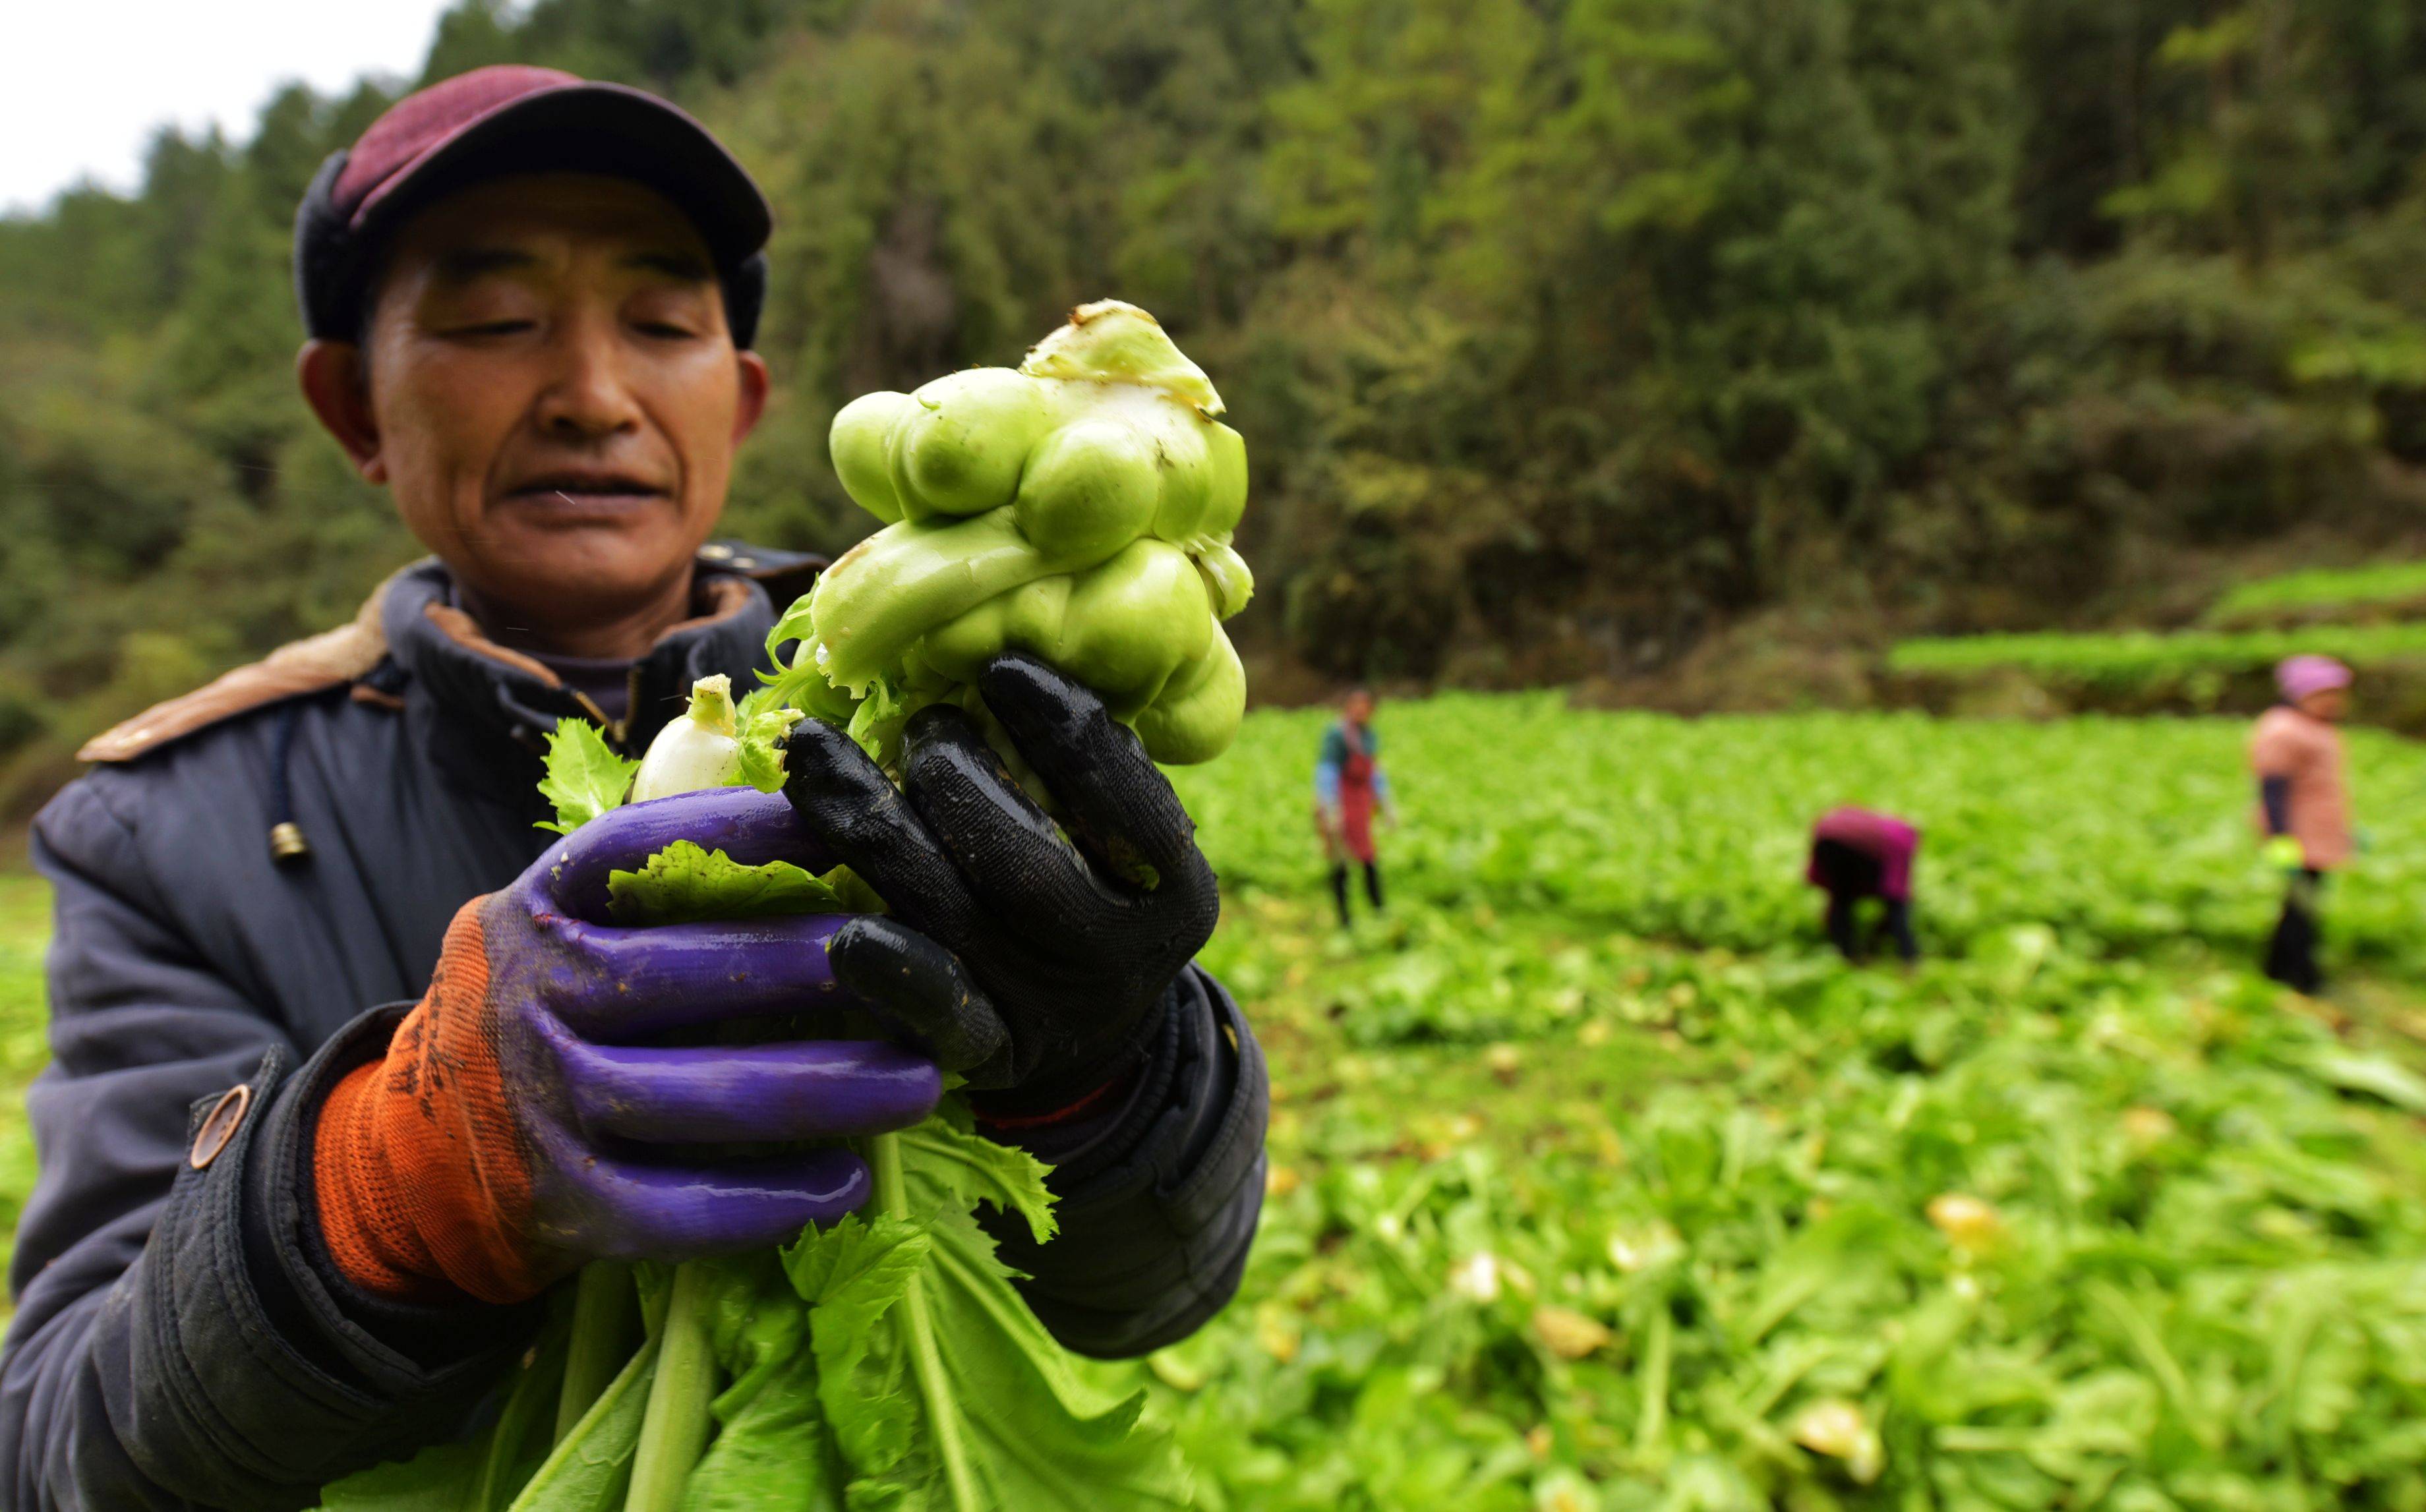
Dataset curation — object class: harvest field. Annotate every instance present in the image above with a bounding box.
[1162,700,2426,1510]
[5,699,2426,1507]
[1889,625,2426,693]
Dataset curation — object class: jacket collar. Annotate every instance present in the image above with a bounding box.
[382,559,776,804]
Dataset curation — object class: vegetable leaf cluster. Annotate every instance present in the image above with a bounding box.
[537,720,637,836]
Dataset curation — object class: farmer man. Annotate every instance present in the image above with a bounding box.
[2251,654,2355,993]
[1805,805,1921,964]
[1314,687,1396,926]
[0,67,1266,1510]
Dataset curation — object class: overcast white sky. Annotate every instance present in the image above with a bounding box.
[0,0,459,215]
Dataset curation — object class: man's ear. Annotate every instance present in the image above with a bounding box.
[297,340,386,482]
[732,351,771,444]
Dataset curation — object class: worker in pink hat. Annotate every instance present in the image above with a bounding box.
[2249,655,2355,993]
[1805,805,1921,964]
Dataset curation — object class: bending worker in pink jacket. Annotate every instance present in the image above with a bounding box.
[2251,655,2355,995]
[1806,806,1922,963]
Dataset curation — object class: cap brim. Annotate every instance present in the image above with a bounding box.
[350,81,771,270]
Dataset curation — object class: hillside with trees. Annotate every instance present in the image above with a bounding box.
[4,0,2426,812]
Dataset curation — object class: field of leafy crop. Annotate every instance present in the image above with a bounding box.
[1885,627,2426,738]
[1146,700,2426,1509]
[1889,625,2426,691]
[1172,695,2426,979]
[2206,562,2426,631]
[7,699,2426,1507]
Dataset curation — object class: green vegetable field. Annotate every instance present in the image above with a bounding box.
[1882,562,2426,736]
[2205,564,2426,633]
[9,698,2426,1507]
[1890,626,2426,690]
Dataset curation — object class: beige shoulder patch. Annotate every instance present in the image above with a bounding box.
[79,575,398,764]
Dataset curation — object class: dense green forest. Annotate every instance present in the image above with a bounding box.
[3,0,2426,813]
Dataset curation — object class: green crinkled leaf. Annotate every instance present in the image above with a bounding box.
[312,1441,483,1511]
[506,1337,659,1512]
[846,673,908,767]
[682,1253,845,1512]
[899,1098,1057,1246]
[537,718,637,835]
[761,603,858,725]
[777,1113,1187,1512]
[786,1212,933,1485]
[891,1203,1189,1509]
[608,840,864,925]
[732,687,803,794]
[681,1347,845,1512]
[823,865,889,916]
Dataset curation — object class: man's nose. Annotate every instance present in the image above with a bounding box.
[533,312,644,440]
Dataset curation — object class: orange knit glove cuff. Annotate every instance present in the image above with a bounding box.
[312,900,550,1306]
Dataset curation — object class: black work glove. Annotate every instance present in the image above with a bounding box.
[781,654,1222,1110]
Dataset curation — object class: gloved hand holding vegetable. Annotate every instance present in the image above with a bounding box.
[311,785,983,1305]
[786,653,1222,1111]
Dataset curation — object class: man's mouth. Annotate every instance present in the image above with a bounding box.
[502,471,671,512]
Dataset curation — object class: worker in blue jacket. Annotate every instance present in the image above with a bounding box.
[0,67,1264,1511]
[1315,687,1398,926]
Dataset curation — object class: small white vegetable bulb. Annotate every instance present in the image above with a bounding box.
[632,675,742,801]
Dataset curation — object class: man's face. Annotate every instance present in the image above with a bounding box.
[303,173,768,631]
[1344,691,1375,724]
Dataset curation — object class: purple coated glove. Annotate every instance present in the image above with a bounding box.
[312,784,990,1304]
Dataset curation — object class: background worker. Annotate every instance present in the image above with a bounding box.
[1806,805,1922,964]
[0,67,1266,1511]
[1315,687,1397,927]
[2251,655,2355,994]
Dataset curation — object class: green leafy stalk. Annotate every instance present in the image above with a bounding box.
[557,1262,635,1445]
[474,1315,569,1508]
[507,1336,660,1512]
[624,1262,718,1512]
[870,1132,982,1512]
[1634,1302,1672,1460]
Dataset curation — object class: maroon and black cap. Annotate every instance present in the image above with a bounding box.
[295,65,773,348]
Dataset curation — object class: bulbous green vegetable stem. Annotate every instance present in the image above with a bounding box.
[808,511,1060,693]
[831,391,915,523]
[896,370,1054,518]
[810,298,1255,767]
[624,1262,717,1512]
[1133,621,1245,765]
[1013,418,1164,567]
[1019,299,1224,416]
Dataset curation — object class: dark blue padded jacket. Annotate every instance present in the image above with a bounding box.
[0,552,1266,1511]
